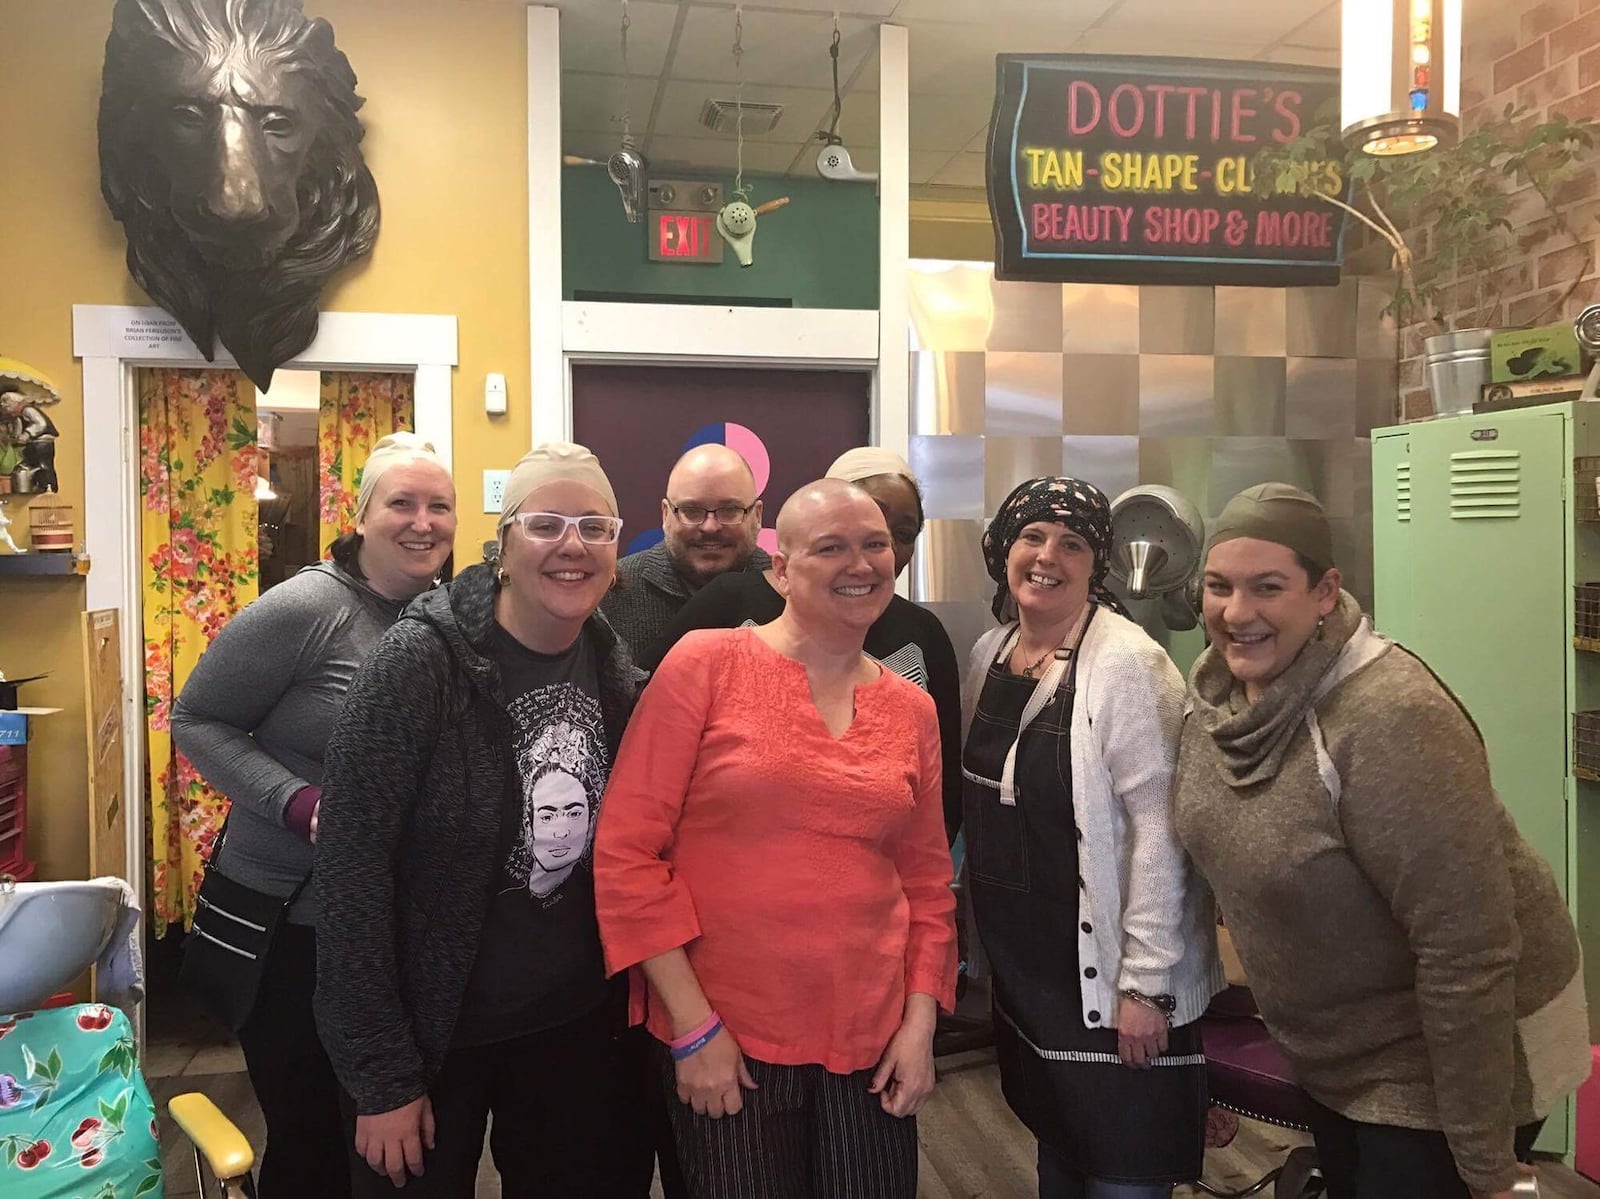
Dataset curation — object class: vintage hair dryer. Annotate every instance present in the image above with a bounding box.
[607,140,647,223]
[1108,484,1206,631]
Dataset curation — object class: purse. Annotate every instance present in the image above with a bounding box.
[179,823,310,1032]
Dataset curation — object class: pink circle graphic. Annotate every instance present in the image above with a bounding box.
[724,423,770,495]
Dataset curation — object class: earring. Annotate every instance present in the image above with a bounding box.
[1316,615,1325,635]
[495,565,509,586]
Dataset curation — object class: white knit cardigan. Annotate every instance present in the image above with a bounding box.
[962,608,1226,1029]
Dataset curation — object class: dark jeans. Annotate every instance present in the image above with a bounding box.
[1307,1099,1544,1199]
[1037,1141,1172,1199]
[235,921,352,1199]
[344,1004,627,1198]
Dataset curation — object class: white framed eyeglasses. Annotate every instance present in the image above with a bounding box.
[509,512,624,545]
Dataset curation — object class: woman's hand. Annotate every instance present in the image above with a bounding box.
[1116,995,1169,1068]
[1474,1163,1538,1199]
[675,1027,757,1118]
[870,999,938,1117]
[354,1095,435,1188]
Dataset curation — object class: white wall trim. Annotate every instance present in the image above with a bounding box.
[72,304,458,919]
[528,4,566,444]
[562,302,879,362]
[877,23,910,464]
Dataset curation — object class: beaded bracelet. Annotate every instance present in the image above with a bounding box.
[669,1012,724,1061]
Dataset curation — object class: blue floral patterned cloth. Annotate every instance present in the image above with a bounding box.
[0,1004,162,1198]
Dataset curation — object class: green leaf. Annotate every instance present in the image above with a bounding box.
[136,1176,160,1197]
[111,1090,130,1126]
[45,1048,61,1080]
[21,1043,37,1078]
[100,1096,117,1123]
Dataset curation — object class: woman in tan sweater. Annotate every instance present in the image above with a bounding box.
[1173,483,1588,1199]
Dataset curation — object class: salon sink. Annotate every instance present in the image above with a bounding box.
[0,879,124,1013]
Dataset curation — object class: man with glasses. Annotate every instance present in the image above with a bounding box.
[602,444,768,668]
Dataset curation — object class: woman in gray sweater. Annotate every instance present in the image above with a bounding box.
[172,432,456,1199]
[1174,483,1587,1199]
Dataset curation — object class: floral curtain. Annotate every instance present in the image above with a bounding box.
[139,369,259,934]
[317,372,415,553]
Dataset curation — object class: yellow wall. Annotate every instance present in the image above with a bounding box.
[0,0,530,886]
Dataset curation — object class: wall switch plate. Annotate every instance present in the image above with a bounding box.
[485,372,507,414]
[483,469,510,514]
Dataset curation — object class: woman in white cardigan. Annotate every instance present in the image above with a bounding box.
[961,477,1224,1199]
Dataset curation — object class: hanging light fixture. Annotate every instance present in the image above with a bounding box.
[1341,0,1461,156]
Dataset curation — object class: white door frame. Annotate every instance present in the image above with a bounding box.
[72,304,458,913]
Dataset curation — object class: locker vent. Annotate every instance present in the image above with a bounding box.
[1395,462,1411,522]
[1449,449,1521,519]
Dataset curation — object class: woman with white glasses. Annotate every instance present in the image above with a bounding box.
[315,443,646,1197]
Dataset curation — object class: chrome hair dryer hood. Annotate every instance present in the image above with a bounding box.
[1109,484,1206,630]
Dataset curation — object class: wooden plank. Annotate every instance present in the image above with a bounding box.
[82,609,125,882]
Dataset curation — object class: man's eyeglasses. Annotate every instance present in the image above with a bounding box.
[668,501,757,527]
[509,512,624,545]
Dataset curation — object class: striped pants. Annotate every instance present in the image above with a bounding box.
[659,1050,918,1199]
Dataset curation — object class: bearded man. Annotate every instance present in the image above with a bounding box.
[602,444,768,668]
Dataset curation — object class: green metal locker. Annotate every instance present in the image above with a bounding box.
[1372,401,1600,1159]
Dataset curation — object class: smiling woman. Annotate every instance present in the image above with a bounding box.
[596,479,957,1198]
[959,475,1223,1199]
[312,442,649,1197]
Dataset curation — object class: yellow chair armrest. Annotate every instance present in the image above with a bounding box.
[168,1092,255,1181]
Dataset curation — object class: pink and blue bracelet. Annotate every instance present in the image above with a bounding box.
[669,1012,724,1061]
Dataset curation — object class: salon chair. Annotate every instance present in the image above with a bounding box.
[1195,984,1324,1198]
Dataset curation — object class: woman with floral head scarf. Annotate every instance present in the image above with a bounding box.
[960,477,1224,1199]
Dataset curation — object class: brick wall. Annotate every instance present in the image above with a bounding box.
[1382,0,1600,415]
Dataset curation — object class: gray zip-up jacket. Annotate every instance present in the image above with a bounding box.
[171,562,405,924]
[313,564,643,1115]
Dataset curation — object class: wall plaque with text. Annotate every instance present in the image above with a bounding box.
[987,55,1348,286]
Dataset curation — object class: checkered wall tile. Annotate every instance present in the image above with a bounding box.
[907,262,1395,660]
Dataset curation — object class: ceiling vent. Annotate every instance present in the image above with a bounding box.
[699,98,784,135]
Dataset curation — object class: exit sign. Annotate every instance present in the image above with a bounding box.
[652,212,721,263]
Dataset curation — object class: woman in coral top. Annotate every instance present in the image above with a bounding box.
[595,478,957,1199]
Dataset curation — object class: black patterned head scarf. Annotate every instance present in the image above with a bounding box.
[982,476,1126,620]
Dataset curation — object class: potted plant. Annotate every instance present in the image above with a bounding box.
[1252,105,1597,416]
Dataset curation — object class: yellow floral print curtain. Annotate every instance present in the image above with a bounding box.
[317,372,415,553]
[139,369,259,933]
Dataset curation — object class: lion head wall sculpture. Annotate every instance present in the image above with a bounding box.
[98,0,380,390]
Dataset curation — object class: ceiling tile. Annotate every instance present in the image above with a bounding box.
[831,91,882,148]
[1090,0,1327,49]
[651,79,836,142]
[714,0,903,14]
[909,88,993,153]
[1259,46,1339,67]
[671,6,878,88]
[645,134,812,177]
[909,149,955,185]
[929,151,986,188]
[562,71,642,134]
[558,0,680,76]
[1275,1,1340,50]
[894,0,1117,23]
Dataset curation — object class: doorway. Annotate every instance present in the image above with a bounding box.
[570,363,873,553]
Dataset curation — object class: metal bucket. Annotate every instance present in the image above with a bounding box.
[1424,329,1494,415]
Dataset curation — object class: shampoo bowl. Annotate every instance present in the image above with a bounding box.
[0,877,125,1013]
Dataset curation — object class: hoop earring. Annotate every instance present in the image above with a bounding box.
[495,565,509,587]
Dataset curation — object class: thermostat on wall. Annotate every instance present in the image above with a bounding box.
[485,373,507,415]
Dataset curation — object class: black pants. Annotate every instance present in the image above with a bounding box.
[1308,1099,1544,1199]
[345,1005,626,1198]
[660,1048,918,1199]
[621,1023,689,1197]
[235,920,352,1199]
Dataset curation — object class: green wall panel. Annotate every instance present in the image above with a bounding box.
[561,168,879,309]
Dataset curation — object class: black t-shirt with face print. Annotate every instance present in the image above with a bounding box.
[451,623,610,1048]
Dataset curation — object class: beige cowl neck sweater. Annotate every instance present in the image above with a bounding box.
[1175,592,1588,1195]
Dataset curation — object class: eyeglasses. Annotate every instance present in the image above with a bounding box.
[668,501,757,527]
[509,512,624,545]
